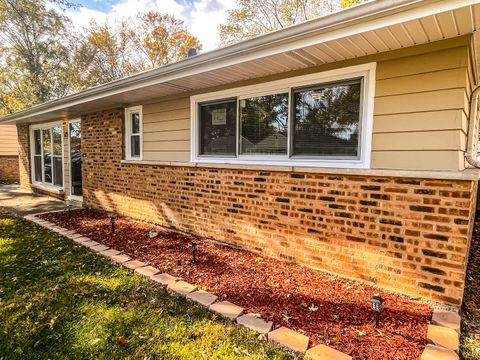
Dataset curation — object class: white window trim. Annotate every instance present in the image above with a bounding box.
[29,121,64,190]
[125,106,143,161]
[190,62,376,169]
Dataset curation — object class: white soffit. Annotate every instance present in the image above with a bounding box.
[2,0,480,123]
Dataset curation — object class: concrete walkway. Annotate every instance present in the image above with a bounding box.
[0,184,67,215]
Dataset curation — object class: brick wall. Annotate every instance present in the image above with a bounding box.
[0,155,19,182]
[17,124,31,191]
[79,109,477,305]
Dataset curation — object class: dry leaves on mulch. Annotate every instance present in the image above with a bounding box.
[40,209,432,360]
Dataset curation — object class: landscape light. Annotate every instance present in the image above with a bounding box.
[110,215,117,234]
[64,204,72,217]
[188,241,197,263]
[370,294,384,327]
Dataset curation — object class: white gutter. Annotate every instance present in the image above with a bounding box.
[0,0,476,124]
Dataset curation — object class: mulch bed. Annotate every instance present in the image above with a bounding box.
[40,209,432,360]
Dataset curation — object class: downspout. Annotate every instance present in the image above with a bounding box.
[465,86,480,168]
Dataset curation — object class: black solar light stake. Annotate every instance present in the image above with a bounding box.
[110,215,117,234]
[188,241,197,263]
[370,294,385,327]
[64,204,72,217]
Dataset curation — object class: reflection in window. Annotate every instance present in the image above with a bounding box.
[42,129,52,183]
[130,113,141,158]
[292,79,362,157]
[240,93,288,155]
[199,99,237,156]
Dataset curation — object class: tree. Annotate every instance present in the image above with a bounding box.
[75,11,201,89]
[133,11,201,69]
[0,0,77,115]
[218,0,339,46]
[339,0,368,8]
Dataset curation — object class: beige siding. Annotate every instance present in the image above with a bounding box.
[0,125,18,156]
[371,45,470,171]
[142,97,190,162]
[140,40,471,171]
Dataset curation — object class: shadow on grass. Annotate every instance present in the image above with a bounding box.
[0,213,292,360]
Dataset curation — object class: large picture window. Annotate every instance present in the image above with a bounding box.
[31,123,63,188]
[192,63,374,168]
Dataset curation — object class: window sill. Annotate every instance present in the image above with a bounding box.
[31,183,64,195]
[120,160,480,180]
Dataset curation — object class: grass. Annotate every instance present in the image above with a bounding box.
[461,335,480,360]
[0,211,291,360]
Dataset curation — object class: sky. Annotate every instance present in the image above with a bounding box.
[66,0,237,51]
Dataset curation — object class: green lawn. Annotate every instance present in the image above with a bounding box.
[0,211,291,360]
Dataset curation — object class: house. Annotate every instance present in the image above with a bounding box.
[2,0,480,306]
[0,124,19,182]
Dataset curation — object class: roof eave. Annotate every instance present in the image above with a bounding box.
[0,0,473,124]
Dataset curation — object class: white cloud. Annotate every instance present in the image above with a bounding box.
[66,0,236,51]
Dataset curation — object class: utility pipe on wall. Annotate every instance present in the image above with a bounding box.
[466,86,480,168]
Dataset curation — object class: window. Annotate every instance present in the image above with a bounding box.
[31,123,63,188]
[199,99,236,156]
[191,63,374,168]
[125,106,143,160]
[240,93,288,156]
[292,79,361,158]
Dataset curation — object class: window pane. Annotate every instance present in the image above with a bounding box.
[131,113,140,134]
[199,100,237,156]
[53,157,63,186]
[52,126,62,156]
[293,79,362,157]
[240,93,288,155]
[131,135,140,157]
[34,156,42,182]
[34,130,41,155]
[42,129,52,183]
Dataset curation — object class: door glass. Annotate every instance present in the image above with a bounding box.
[69,122,82,197]
[42,129,52,183]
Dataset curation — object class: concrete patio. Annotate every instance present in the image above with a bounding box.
[0,184,67,215]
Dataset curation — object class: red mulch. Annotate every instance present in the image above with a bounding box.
[40,209,432,360]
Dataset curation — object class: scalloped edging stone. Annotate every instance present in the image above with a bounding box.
[427,324,459,352]
[135,265,160,277]
[236,313,273,334]
[100,249,121,257]
[186,290,218,307]
[109,253,131,264]
[124,260,147,270]
[268,326,309,353]
[421,344,459,360]
[210,301,243,320]
[168,280,197,296]
[150,273,178,286]
[431,310,461,333]
[305,344,352,360]
[90,244,110,253]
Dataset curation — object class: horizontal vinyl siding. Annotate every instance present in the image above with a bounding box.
[139,42,471,170]
[142,97,190,162]
[0,125,18,156]
[371,45,470,171]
